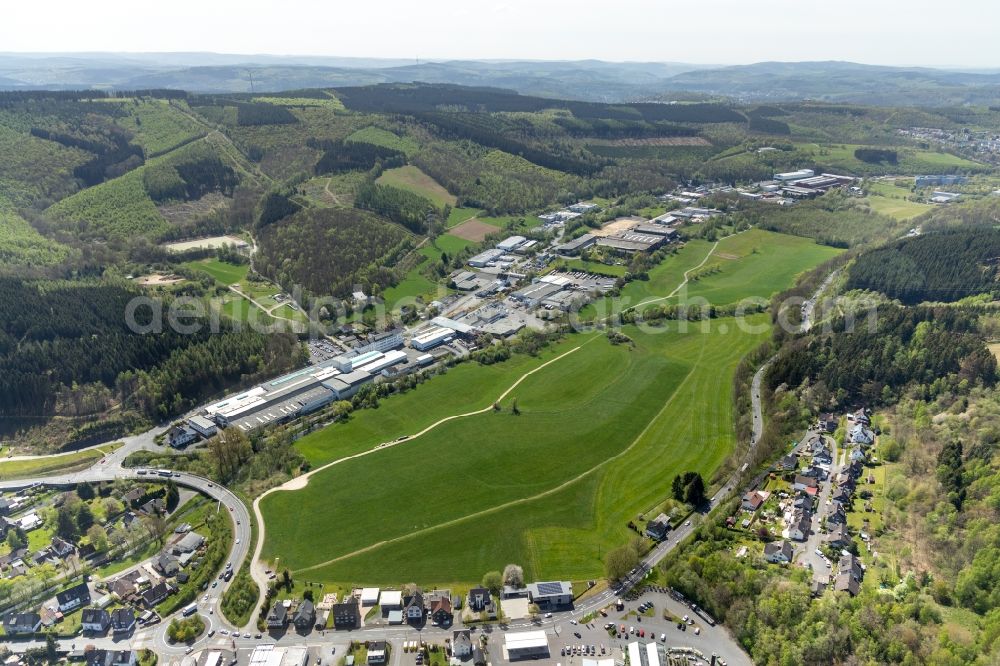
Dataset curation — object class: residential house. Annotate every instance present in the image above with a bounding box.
[644,512,671,540]
[831,488,852,505]
[827,502,848,525]
[849,424,874,446]
[742,491,766,511]
[813,448,833,466]
[57,581,91,612]
[403,592,425,623]
[3,612,41,634]
[122,488,144,507]
[793,475,818,492]
[825,524,852,549]
[453,630,474,658]
[109,577,137,600]
[154,552,179,577]
[141,582,171,608]
[81,608,111,634]
[51,536,75,558]
[472,647,487,666]
[138,498,165,516]
[852,409,871,426]
[266,602,288,628]
[332,599,360,630]
[777,454,798,471]
[429,592,453,626]
[802,465,827,480]
[819,413,839,433]
[294,599,315,632]
[839,553,864,581]
[834,571,860,596]
[85,650,137,666]
[368,641,388,665]
[763,540,794,564]
[168,425,197,448]
[111,607,136,635]
[467,587,492,613]
[849,447,866,464]
[788,512,811,541]
[170,531,205,555]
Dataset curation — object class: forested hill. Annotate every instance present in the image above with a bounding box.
[846,229,1000,304]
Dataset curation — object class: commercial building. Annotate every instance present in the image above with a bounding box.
[187,415,217,438]
[468,249,504,268]
[353,329,405,355]
[431,316,477,338]
[247,645,309,666]
[410,327,454,351]
[526,581,573,609]
[505,630,550,660]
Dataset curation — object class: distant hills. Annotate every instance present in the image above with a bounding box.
[1,53,998,106]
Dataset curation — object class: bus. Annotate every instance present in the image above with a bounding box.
[182,603,198,617]
[157,469,172,477]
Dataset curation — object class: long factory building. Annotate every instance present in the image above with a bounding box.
[200,344,407,433]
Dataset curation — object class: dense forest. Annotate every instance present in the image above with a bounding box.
[767,306,996,407]
[255,207,412,298]
[0,278,301,425]
[353,180,437,234]
[309,137,406,174]
[847,229,1000,304]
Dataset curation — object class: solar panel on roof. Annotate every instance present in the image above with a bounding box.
[535,582,564,595]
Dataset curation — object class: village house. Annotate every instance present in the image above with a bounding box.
[57,581,91,612]
[333,598,360,629]
[110,607,136,635]
[404,592,425,623]
[645,512,671,540]
[742,491,767,511]
[467,587,492,613]
[763,540,794,564]
[825,524,853,550]
[82,608,111,634]
[453,630,474,658]
[267,602,289,629]
[428,590,453,625]
[294,599,315,632]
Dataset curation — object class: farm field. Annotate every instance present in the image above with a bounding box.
[377,165,457,207]
[381,236,474,305]
[260,314,768,585]
[449,217,499,242]
[866,194,932,221]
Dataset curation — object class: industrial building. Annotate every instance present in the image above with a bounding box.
[774,169,815,181]
[596,231,665,254]
[431,316,476,338]
[511,281,565,308]
[554,233,597,255]
[410,326,454,351]
[505,630,550,660]
[468,248,504,268]
[187,415,217,438]
[322,369,375,400]
[916,174,967,188]
[496,236,528,252]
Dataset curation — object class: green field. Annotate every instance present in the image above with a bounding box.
[261,316,767,585]
[183,258,249,285]
[381,236,474,305]
[377,165,457,208]
[259,229,834,587]
[346,126,420,157]
[864,180,932,220]
[446,207,481,228]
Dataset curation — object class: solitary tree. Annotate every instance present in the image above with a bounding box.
[503,564,524,588]
[604,544,639,582]
[482,570,503,595]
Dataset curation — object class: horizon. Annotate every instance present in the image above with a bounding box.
[1,51,997,74]
[2,0,998,68]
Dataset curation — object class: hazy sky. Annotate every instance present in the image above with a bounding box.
[2,0,998,68]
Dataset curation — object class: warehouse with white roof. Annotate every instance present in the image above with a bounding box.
[505,630,550,660]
